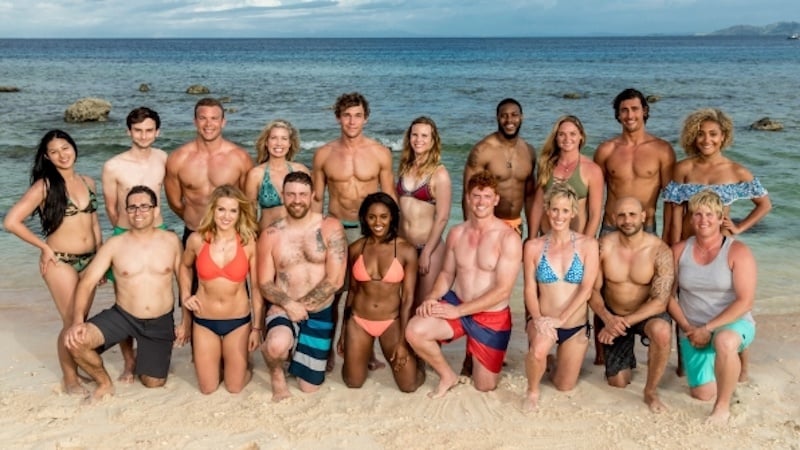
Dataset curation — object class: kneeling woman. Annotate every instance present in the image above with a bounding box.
[179,185,263,394]
[337,193,425,392]
[523,183,599,411]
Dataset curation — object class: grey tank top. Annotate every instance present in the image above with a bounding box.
[677,237,753,338]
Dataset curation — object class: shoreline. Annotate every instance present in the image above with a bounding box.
[1,284,798,448]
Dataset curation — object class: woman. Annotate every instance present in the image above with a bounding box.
[664,108,770,378]
[668,190,756,424]
[336,193,424,392]
[3,130,102,394]
[396,116,451,305]
[245,119,310,230]
[179,185,263,394]
[530,115,604,237]
[522,183,599,412]
[664,108,771,245]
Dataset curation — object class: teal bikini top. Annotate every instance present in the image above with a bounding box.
[535,232,584,284]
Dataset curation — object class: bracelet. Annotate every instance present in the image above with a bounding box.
[251,326,262,332]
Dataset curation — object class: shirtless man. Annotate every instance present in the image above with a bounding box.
[101,106,167,380]
[64,186,184,403]
[589,197,673,413]
[592,88,675,365]
[165,97,253,248]
[463,98,536,237]
[312,92,395,370]
[405,171,522,398]
[258,172,347,402]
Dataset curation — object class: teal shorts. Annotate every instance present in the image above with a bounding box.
[679,318,755,388]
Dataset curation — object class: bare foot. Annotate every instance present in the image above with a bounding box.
[738,369,749,383]
[428,373,459,399]
[270,368,291,403]
[645,392,667,413]
[326,352,335,373]
[705,407,731,426]
[117,369,135,384]
[368,355,386,371]
[64,381,89,396]
[85,384,114,405]
[675,365,685,377]
[521,391,540,413]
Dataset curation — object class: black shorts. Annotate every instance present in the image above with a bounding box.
[601,311,671,377]
[88,304,175,379]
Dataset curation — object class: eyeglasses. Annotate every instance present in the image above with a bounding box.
[126,204,155,213]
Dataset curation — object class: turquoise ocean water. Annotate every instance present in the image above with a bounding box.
[0,37,797,308]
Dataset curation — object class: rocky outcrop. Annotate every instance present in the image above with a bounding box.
[139,83,150,92]
[749,117,784,131]
[562,92,582,99]
[0,86,20,92]
[64,98,112,123]
[646,95,662,103]
[186,84,210,95]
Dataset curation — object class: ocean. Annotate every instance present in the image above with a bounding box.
[0,36,797,308]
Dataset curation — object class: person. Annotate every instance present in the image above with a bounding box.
[244,119,310,231]
[257,172,347,402]
[337,193,425,392]
[178,185,263,394]
[461,98,535,377]
[592,89,676,366]
[396,116,452,306]
[668,190,756,425]
[530,115,604,238]
[101,106,167,378]
[165,97,254,289]
[312,92,395,371]
[663,108,770,378]
[463,98,536,237]
[594,88,676,239]
[3,130,102,395]
[589,197,674,413]
[522,183,599,412]
[63,186,184,403]
[405,171,522,399]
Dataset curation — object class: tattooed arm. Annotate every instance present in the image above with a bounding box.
[297,218,347,311]
[624,241,674,326]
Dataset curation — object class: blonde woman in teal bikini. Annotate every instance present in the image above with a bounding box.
[4,129,102,395]
[244,119,310,231]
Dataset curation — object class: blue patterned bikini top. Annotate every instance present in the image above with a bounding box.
[258,163,293,209]
[535,232,584,284]
[662,178,767,206]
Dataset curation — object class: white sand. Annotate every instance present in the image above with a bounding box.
[1,284,799,449]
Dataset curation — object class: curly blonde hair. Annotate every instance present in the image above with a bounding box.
[679,108,734,157]
[398,116,442,178]
[197,185,259,245]
[254,119,301,164]
[536,115,586,189]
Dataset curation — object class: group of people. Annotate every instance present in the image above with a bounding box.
[4,88,769,425]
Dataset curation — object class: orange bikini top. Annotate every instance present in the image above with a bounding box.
[352,238,405,284]
[196,234,249,283]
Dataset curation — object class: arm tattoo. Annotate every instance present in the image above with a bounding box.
[315,229,325,253]
[260,280,292,306]
[300,280,337,309]
[328,232,347,262]
[650,245,675,303]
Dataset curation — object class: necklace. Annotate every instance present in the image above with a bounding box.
[504,147,515,169]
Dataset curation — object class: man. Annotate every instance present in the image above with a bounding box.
[312,92,395,370]
[463,98,536,237]
[165,97,253,249]
[461,98,535,375]
[592,88,675,365]
[406,171,522,399]
[589,197,673,413]
[64,186,184,403]
[258,172,347,402]
[101,106,168,380]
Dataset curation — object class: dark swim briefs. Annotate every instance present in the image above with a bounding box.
[600,310,671,377]
[439,291,512,374]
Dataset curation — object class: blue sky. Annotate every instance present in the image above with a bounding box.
[0,0,797,38]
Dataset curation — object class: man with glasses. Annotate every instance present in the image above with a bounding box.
[65,186,185,403]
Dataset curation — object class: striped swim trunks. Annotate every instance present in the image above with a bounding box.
[266,302,335,386]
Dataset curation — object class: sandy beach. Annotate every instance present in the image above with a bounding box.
[1,278,799,450]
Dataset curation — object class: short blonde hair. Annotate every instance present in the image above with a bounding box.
[254,119,301,164]
[680,108,734,157]
[688,190,724,219]
[544,182,579,215]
